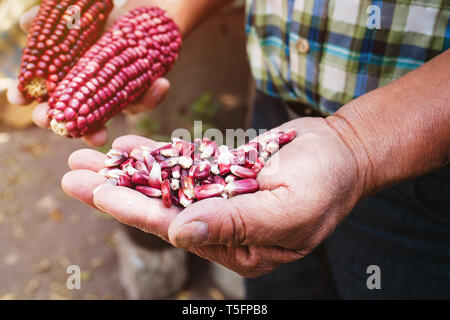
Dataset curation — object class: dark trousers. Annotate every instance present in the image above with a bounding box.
[246,92,450,299]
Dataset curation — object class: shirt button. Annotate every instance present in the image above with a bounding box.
[296,38,310,54]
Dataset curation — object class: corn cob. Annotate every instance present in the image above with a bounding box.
[98,130,297,208]
[47,6,182,138]
[18,0,114,102]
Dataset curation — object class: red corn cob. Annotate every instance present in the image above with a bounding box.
[18,0,114,102]
[161,180,172,208]
[47,6,182,137]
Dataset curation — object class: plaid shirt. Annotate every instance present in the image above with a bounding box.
[245,0,450,114]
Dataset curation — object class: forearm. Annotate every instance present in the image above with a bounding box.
[327,49,450,198]
[116,0,233,35]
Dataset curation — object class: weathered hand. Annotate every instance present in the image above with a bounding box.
[7,2,171,147]
[62,116,367,277]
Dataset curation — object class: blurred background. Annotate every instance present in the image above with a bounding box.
[0,0,253,299]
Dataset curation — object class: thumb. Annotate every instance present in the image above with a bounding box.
[168,188,286,248]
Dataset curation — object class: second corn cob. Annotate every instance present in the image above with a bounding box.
[18,0,114,102]
[47,6,182,138]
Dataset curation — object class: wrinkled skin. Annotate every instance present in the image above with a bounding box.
[62,117,365,277]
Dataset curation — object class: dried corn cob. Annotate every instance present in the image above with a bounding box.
[47,6,182,137]
[18,0,114,102]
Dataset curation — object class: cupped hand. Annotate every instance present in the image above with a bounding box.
[7,2,171,147]
[62,117,367,277]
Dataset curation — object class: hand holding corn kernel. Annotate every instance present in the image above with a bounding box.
[61,118,364,277]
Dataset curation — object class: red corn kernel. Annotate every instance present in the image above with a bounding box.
[172,165,181,179]
[178,189,194,208]
[170,179,180,191]
[194,184,225,200]
[279,129,297,146]
[193,161,211,180]
[178,156,193,169]
[132,172,149,186]
[230,165,257,179]
[134,160,149,174]
[148,162,162,189]
[181,176,195,200]
[225,179,259,197]
[212,176,227,187]
[161,180,172,208]
[117,175,133,188]
[129,148,145,162]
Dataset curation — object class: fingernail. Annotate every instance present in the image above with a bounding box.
[93,179,117,197]
[175,221,208,247]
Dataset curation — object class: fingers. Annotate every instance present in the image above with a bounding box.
[123,78,170,114]
[168,188,289,248]
[19,5,39,33]
[68,149,106,171]
[92,186,180,240]
[112,135,168,153]
[82,126,108,147]
[61,169,107,208]
[7,81,32,106]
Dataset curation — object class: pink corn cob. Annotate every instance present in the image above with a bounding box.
[18,0,114,102]
[47,6,182,137]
